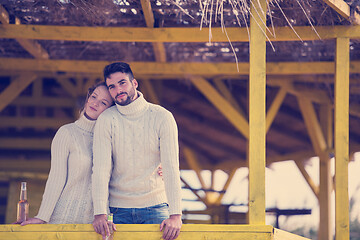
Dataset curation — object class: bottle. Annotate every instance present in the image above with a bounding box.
[16,182,29,223]
[106,213,114,240]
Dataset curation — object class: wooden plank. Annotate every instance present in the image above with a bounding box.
[0,116,72,128]
[12,96,74,107]
[274,228,311,240]
[141,79,160,104]
[2,58,360,75]
[294,160,319,199]
[298,98,328,155]
[190,76,249,139]
[266,87,287,133]
[1,24,360,42]
[183,146,207,190]
[335,37,350,240]
[0,74,37,112]
[322,0,360,24]
[0,138,52,150]
[318,104,333,240]
[0,159,50,172]
[248,0,267,225]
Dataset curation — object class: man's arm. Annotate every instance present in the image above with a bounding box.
[92,113,113,239]
[159,111,182,240]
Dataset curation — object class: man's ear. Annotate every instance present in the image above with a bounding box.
[132,79,139,89]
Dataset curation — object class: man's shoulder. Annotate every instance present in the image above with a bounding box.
[98,105,118,119]
[148,103,173,118]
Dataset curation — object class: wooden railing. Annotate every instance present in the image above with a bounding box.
[0,224,310,240]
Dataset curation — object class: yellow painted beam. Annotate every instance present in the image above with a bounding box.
[335,37,350,240]
[266,87,287,133]
[12,96,75,107]
[0,138,51,150]
[0,224,278,240]
[2,24,360,42]
[273,228,311,240]
[322,0,360,24]
[215,168,237,205]
[318,104,333,240]
[183,146,207,190]
[190,76,249,139]
[0,74,37,112]
[56,77,78,98]
[0,159,50,173]
[141,79,160,104]
[213,79,246,117]
[298,97,328,155]
[0,116,72,128]
[248,0,267,225]
[180,176,207,206]
[294,160,319,199]
[2,58,360,75]
[140,0,167,62]
[0,5,49,59]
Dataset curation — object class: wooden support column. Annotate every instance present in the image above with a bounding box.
[335,37,350,240]
[319,104,333,240]
[248,0,266,225]
[0,74,37,112]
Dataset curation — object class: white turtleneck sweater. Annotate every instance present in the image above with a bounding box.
[36,115,96,224]
[92,92,182,216]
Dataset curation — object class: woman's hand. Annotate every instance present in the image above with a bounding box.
[20,218,46,226]
[158,166,163,177]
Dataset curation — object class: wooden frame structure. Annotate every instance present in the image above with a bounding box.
[0,0,358,239]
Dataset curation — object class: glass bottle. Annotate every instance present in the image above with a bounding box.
[16,182,29,223]
[106,213,114,240]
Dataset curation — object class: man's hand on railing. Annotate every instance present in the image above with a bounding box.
[93,214,116,240]
[160,214,182,240]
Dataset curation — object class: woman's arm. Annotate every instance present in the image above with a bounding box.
[31,126,71,223]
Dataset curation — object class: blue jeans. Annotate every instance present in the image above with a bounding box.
[109,203,169,224]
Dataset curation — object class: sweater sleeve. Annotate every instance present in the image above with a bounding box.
[92,113,113,215]
[35,126,70,222]
[159,111,182,215]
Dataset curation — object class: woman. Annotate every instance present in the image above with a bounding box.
[21,82,114,224]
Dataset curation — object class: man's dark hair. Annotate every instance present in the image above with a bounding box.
[103,62,134,82]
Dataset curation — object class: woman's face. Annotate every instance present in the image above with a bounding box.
[84,85,113,120]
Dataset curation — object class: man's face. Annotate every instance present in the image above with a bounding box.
[106,72,138,106]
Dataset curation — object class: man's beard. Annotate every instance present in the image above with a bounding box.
[115,90,135,106]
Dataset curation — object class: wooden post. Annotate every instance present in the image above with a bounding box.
[335,37,349,240]
[318,104,333,240]
[248,0,267,225]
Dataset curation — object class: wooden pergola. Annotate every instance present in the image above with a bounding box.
[0,0,359,239]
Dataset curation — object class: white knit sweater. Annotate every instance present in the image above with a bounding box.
[92,92,182,216]
[36,115,96,224]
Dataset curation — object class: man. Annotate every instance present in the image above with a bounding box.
[92,62,182,240]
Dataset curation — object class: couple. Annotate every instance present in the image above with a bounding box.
[20,62,182,240]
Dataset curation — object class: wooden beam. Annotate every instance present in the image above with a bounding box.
[1,24,360,42]
[214,168,237,205]
[2,58,360,75]
[56,77,78,98]
[190,76,249,139]
[322,0,360,24]
[213,79,246,117]
[248,0,267,225]
[140,0,166,62]
[0,159,50,173]
[0,138,51,150]
[141,79,160,104]
[298,98,328,155]
[180,176,207,206]
[183,146,207,190]
[12,96,75,107]
[0,5,49,59]
[266,87,287,133]
[0,74,37,112]
[294,160,319,199]
[335,37,350,240]
[0,117,72,128]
